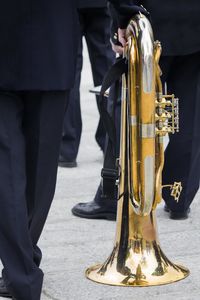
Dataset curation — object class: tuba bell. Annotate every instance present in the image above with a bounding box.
[86,13,189,286]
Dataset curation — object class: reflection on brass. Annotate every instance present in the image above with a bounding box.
[86,14,189,287]
[130,116,137,126]
[140,124,155,138]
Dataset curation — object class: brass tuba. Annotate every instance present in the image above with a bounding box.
[86,13,189,286]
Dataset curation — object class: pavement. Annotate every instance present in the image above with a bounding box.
[1,42,200,300]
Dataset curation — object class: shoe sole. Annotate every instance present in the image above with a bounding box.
[164,205,190,220]
[169,214,189,220]
[72,210,116,221]
[169,209,190,220]
[0,293,12,299]
[58,162,77,168]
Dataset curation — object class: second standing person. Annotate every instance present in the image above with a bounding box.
[59,0,115,168]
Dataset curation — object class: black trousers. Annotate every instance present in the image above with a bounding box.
[161,51,200,212]
[60,7,115,160]
[0,91,68,300]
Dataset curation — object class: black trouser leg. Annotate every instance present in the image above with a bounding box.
[161,52,200,212]
[24,92,68,246]
[95,81,121,207]
[84,8,115,151]
[60,37,83,161]
[0,91,68,299]
[61,8,115,159]
[0,92,43,300]
[60,7,115,161]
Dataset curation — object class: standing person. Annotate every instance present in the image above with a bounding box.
[59,0,115,168]
[0,1,78,299]
[72,0,200,220]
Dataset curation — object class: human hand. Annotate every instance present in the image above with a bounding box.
[111,28,127,55]
[118,28,127,47]
[111,40,124,55]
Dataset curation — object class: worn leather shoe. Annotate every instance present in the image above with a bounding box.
[72,200,116,220]
[164,205,190,220]
[58,155,77,168]
[0,277,12,298]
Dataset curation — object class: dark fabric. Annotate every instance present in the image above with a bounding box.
[0,1,78,90]
[161,52,200,212]
[0,91,68,300]
[78,0,107,8]
[60,7,115,160]
[98,58,124,198]
[143,0,200,56]
[60,37,83,161]
[94,67,122,205]
[94,184,117,210]
[109,0,200,56]
[94,80,121,205]
[109,0,147,27]
[107,80,121,157]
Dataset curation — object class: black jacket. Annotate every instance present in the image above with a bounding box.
[0,1,78,91]
[78,0,107,8]
[109,0,200,56]
[143,0,200,55]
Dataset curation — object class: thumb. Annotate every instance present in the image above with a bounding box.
[118,28,127,47]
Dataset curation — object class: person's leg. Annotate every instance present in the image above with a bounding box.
[84,7,115,151]
[24,91,68,249]
[162,52,200,218]
[71,183,117,220]
[71,83,119,220]
[0,92,43,300]
[59,20,83,166]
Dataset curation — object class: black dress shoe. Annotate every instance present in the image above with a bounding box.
[0,277,12,298]
[164,205,190,220]
[58,155,77,168]
[169,208,190,220]
[72,200,116,220]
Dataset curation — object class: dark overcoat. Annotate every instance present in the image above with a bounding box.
[110,0,200,55]
[78,0,107,8]
[0,1,78,90]
[142,0,200,55]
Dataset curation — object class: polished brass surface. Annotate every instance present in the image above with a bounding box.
[86,14,189,286]
[86,211,189,286]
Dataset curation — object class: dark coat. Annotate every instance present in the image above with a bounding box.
[109,0,200,56]
[0,1,78,91]
[78,0,107,8]
[142,0,200,56]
